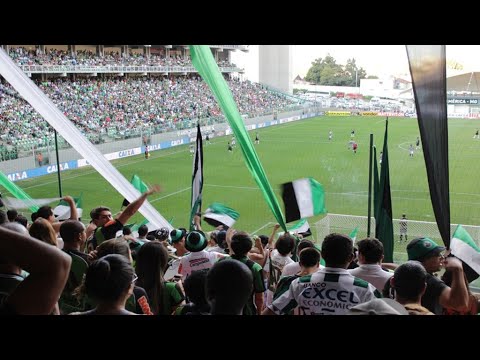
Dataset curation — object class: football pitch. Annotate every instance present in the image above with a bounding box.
[11,115,480,242]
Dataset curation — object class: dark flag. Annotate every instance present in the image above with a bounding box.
[189,123,204,231]
[373,145,380,220]
[406,45,450,247]
[375,120,394,262]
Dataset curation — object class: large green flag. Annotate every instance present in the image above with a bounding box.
[0,170,39,212]
[122,174,148,207]
[190,45,286,231]
[375,120,394,262]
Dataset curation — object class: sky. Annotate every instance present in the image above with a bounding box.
[232,45,480,81]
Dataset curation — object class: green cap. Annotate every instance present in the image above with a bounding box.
[407,237,445,261]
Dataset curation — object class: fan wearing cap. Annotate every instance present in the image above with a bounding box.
[395,237,469,314]
[163,228,189,281]
[169,228,188,257]
[178,231,227,278]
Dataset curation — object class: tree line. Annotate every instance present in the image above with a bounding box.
[304,55,377,86]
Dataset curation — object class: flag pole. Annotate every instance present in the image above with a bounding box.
[54,129,63,197]
[367,133,373,237]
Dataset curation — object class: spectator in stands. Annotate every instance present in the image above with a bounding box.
[0,210,7,225]
[70,254,137,315]
[385,237,469,315]
[93,238,153,315]
[272,247,321,315]
[60,220,89,263]
[441,269,480,315]
[6,209,18,222]
[135,241,185,315]
[264,233,380,315]
[178,230,226,278]
[281,239,317,276]
[174,269,210,315]
[223,228,265,315]
[34,196,78,234]
[170,228,188,257]
[88,184,160,250]
[390,260,433,315]
[14,215,28,228]
[206,259,253,315]
[0,225,70,315]
[264,225,295,307]
[29,218,59,248]
[349,238,393,291]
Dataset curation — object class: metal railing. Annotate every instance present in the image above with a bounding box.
[18,65,244,74]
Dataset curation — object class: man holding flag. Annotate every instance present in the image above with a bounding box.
[89,184,161,250]
[400,237,469,314]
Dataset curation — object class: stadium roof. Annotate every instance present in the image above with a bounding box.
[447,71,480,93]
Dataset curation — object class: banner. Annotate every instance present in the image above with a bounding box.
[406,45,450,247]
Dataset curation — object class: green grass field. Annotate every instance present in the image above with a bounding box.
[9,115,480,239]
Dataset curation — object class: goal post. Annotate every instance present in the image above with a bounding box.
[314,213,480,264]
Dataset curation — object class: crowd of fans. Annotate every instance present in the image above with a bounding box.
[0,191,478,316]
[8,47,236,68]
[0,75,299,151]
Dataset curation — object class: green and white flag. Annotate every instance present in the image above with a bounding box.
[349,227,359,243]
[278,219,311,238]
[451,224,480,275]
[0,170,41,212]
[204,202,239,229]
[281,178,326,223]
[2,196,60,210]
[53,195,83,220]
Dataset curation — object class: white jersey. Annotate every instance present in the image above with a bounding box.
[348,264,393,292]
[265,249,294,306]
[178,250,224,278]
[269,267,380,315]
[282,262,324,277]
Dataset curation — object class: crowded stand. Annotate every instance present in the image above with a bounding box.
[0,76,298,154]
[1,45,478,316]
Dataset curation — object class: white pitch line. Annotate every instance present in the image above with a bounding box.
[206,184,259,190]
[149,187,191,203]
[251,222,276,235]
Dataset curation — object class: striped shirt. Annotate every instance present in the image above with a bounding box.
[269,267,381,315]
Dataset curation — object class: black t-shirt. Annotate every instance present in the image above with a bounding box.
[383,272,447,315]
[132,286,152,315]
[422,273,447,315]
